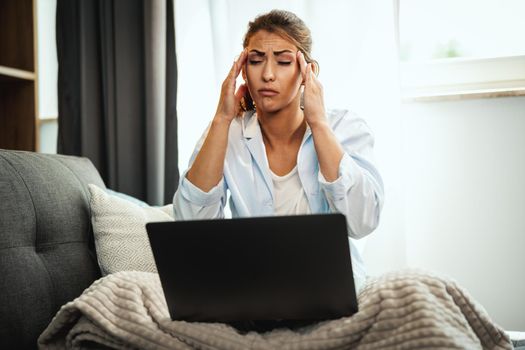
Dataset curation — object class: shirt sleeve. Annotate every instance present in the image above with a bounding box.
[318,111,384,239]
[172,125,228,220]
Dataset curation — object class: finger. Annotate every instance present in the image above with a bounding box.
[297,51,307,83]
[310,63,321,87]
[233,49,247,78]
[227,50,245,82]
[309,64,323,93]
[224,51,246,93]
[305,63,313,85]
[224,61,237,92]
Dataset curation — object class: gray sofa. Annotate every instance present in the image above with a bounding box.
[0,149,106,349]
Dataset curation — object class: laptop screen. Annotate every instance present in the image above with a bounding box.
[146,213,357,322]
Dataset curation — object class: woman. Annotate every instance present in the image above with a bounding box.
[173,9,384,329]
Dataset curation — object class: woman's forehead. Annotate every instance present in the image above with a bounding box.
[247,30,296,52]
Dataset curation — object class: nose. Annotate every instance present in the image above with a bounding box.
[262,61,275,82]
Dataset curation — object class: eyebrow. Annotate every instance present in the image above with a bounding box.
[249,49,294,56]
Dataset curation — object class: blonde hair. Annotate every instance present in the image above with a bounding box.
[241,10,318,111]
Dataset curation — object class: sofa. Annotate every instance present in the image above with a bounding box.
[0,149,105,349]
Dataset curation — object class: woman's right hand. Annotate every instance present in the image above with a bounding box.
[214,49,248,123]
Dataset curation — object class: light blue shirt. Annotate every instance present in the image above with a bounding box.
[173,109,384,291]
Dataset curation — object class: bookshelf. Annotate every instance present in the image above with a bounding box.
[0,0,39,151]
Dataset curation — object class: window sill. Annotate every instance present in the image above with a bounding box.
[402,87,525,103]
[39,116,57,122]
[400,55,525,103]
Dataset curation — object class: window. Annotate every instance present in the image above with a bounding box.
[398,0,525,100]
[37,0,58,153]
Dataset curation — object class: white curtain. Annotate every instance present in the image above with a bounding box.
[175,0,405,276]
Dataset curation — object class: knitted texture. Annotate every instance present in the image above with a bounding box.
[38,270,512,350]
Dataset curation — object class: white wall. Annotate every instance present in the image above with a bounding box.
[400,95,525,330]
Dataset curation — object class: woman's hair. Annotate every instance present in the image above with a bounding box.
[242,10,318,74]
[241,10,318,111]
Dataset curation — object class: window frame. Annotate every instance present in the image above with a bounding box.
[396,0,525,102]
[400,55,525,102]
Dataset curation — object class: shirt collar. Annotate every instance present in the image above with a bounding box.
[242,110,312,142]
[242,110,259,139]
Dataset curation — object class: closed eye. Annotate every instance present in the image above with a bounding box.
[248,60,292,66]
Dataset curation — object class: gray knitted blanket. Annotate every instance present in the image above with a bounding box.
[38,270,512,350]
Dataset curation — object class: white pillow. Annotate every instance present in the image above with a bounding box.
[88,184,174,275]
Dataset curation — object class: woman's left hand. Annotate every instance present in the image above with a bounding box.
[297,51,326,126]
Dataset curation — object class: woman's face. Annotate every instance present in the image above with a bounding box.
[243,30,303,114]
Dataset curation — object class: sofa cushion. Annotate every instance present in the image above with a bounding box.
[88,184,174,275]
[0,150,105,349]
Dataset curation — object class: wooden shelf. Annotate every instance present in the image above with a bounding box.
[0,65,35,81]
[0,0,38,151]
[0,0,35,71]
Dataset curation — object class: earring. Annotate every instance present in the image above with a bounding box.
[300,91,304,110]
[240,96,256,112]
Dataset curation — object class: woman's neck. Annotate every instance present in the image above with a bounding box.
[257,103,306,149]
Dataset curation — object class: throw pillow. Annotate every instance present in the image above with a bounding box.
[88,184,174,275]
[104,188,150,207]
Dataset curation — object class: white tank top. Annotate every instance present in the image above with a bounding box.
[270,165,311,215]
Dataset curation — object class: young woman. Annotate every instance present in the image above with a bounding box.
[173,9,384,327]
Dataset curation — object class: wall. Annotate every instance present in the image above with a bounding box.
[399,95,525,330]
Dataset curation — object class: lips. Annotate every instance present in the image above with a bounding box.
[258,89,278,97]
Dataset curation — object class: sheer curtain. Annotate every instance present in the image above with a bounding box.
[175,0,404,275]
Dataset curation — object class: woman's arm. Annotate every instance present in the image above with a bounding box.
[308,119,344,182]
[186,50,248,192]
[297,51,343,181]
[173,50,247,220]
[298,52,383,238]
[185,117,232,192]
[310,110,384,239]
[173,123,229,220]
[320,112,384,238]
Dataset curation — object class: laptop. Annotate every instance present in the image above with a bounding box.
[146,213,358,323]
